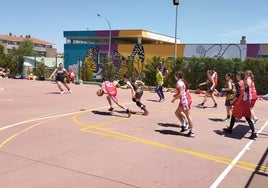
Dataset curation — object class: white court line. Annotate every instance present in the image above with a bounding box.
[1,99,14,102]
[0,111,81,131]
[210,120,268,188]
[0,104,115,131]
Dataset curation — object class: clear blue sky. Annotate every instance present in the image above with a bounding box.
[2,0,268,52]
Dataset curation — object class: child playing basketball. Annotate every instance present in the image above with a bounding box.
[122,75,149,115]
[99,79,131,117]
[49,63,72,94]
[171,71,194,137]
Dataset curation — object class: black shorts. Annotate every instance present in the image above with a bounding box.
[225,94,235,106]
[207,88,214,94]
[56,74,68,83]
[135,90,143,99]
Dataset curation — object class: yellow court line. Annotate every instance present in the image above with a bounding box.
[81,127,266,172]
[0,103,132,147]
[0,118,56,149]
[72,108,267,173]
[72,108,164,128]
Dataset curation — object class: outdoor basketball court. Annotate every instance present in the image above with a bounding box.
[0,79,267,188]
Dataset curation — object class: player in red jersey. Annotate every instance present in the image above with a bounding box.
[223,71,257,139]
[245,70,258,124]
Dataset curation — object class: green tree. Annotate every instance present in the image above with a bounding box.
[36,58,46,80]
[81,59,93,81]
[17,55,24,75]
[143,56,161,86]
[102,62,115,81]
[4,39,35,75]
[17,39,35,56]
[5,53,16,74]
[0,44,7,68]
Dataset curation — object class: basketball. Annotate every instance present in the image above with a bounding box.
[96,89,104,97]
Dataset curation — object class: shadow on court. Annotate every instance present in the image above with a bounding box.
[209,117,247,123]
[157,122,180,128]
[245,147,268,188]
[46,91,62,94]
[91,110,130,118]
[155,129,186,137]
[214,124,250,140]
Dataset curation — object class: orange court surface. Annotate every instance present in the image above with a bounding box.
[0,79,267,188]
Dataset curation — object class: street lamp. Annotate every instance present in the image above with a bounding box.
[97,13,111,58]
[78,56,81,80]
[34,53,37,75]
[173,0,179,61]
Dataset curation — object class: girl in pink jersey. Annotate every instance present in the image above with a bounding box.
[101,80,131,117]
[245,70,258,123]
[171,71,194,137]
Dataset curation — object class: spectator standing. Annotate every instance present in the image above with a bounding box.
[155,66,165,102]
[160,61,169,92]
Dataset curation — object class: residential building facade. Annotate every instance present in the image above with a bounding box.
[0,33,57,57]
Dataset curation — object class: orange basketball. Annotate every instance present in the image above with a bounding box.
[96,89,104,97]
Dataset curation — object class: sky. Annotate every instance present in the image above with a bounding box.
[2,0,268,52]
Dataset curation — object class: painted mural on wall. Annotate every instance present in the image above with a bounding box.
[84,46,103,79]
[113,43,145,77]
[183,44,268,59]
[184,44,247,59]
[131,43,145,62]
[84,47,99,72]
[113,50,129,76]
[68,46,101,79]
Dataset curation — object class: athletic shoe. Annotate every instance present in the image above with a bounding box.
[223,127,232,133]
[108,107,114,112]
[141,105,146,110]
[126,108,131,117]
[213,103,218,108]
[198,103,205,108]
[186,131,195,138]
[68,89,72,93]
[252,117,258,124]
[158,98,165,102]
[143,110,149,116]
[249,133,257,140]
[180,126,188,132]
[60,90,64,94]
[222,118,230,122]
[183,121,189,130]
